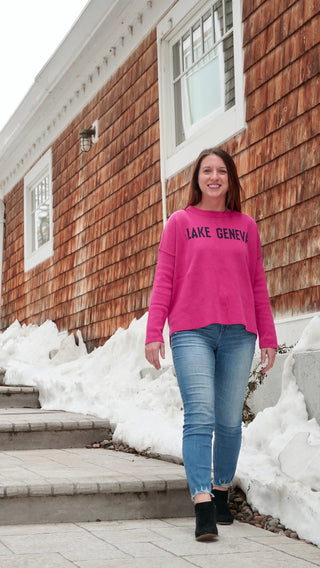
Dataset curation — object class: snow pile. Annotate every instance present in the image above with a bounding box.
[235,315,320,546]
[1,314,320,545]
[0,315,182,458]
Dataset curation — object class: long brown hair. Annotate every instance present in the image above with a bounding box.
[187,148,242,212]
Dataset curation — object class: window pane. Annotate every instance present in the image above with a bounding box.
[213,0,224,42]
[184,48,223,127]
[36,204,50,249]
[192,22,201,62]
[182,32,191,70]
[225,0,233,31]
[172,41,181,79]
[224,34,235,109]
[174,80,184,145]
[203,11,213,51]
[30,175,50,252]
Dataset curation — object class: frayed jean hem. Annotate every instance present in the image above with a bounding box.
[212,482,231,489]
[191,487,214,502]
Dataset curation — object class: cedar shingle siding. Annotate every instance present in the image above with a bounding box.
[2,31,162,349]
[1,3,319,347]
[241,1,320,319]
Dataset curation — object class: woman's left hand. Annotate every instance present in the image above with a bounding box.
[261,347,276,373]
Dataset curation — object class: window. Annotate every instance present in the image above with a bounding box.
[24,149,53,271]
[173,1,234,145]
[157,0,244,177]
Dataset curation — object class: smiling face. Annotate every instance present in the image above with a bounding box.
[197,154,229,211]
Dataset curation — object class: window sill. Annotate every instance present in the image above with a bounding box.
[164,106,246,179]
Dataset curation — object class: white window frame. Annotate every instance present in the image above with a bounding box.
[24,149,53,272]
[157,0,245,179]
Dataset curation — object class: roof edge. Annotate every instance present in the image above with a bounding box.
[0,0,172,197]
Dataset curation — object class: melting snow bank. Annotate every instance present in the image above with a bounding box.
[235,316,320,546]
[0,316,183,458]
[0,314,320,546]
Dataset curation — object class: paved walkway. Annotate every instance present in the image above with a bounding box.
[0,392,319,567]
[0,517,319,567]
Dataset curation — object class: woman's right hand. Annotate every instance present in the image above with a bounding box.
[145,342,165,370]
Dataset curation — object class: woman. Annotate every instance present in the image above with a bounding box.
[145,148,277,541]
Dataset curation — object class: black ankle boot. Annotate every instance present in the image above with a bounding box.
[194,500,218,541]
[213,489,234,524]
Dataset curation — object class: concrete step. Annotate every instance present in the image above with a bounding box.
[0,385,40,408]
[0,408,110,450]
[0,448,192,525]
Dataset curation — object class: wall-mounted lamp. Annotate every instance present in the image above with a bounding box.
[80,119,98,152]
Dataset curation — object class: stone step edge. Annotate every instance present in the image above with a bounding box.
[0,386,39,394]
[0,419,110,433]
[0,477,188,499]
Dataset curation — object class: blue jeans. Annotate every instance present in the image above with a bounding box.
[171,324,256,500]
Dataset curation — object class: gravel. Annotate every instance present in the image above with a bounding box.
[229,487,310,543]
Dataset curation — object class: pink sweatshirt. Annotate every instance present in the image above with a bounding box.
[146,206,277,349]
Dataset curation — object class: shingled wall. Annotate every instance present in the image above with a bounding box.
[241,0,319,318]
[166,0,320,321]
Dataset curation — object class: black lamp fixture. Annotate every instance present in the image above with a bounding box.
[80,119,98,152]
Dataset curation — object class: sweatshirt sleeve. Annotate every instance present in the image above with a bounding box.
[145,215,176,344]
[252,229,278,349]
[145,250,175,343]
